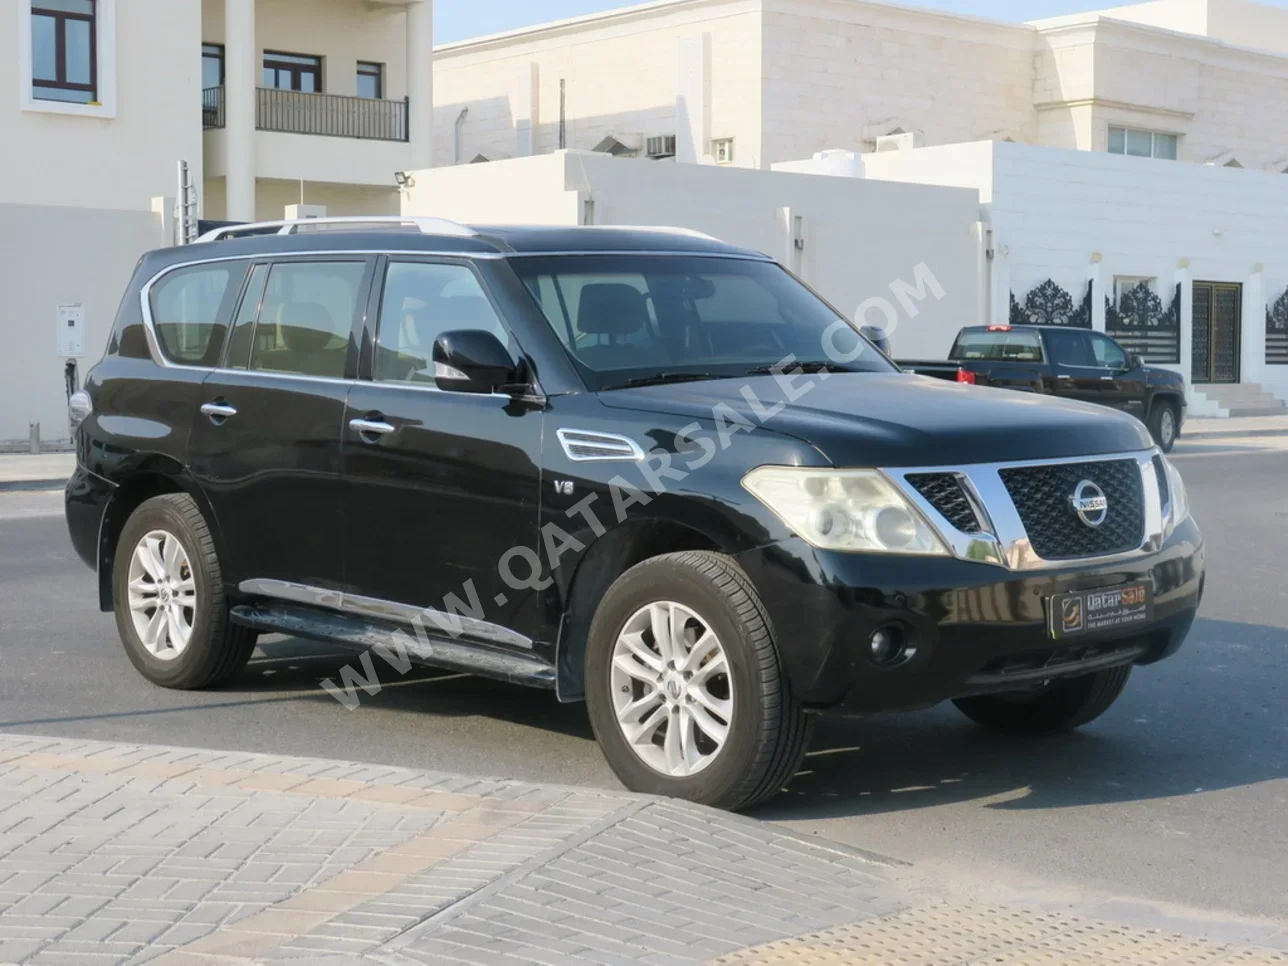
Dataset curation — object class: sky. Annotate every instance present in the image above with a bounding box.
[435,0,1288,43]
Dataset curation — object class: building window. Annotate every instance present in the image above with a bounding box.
[357,61,384,99]
[202,43,224,89]
[263,51,323,93]
[1114,276,1156,307]
[31,0,97,104]
[1108,126,1178,160]
[711,137,735,164]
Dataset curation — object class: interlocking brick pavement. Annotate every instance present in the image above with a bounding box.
[1,734,1285,966]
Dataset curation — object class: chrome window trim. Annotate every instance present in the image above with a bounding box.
[883,448,1166,572]
[138,252,528,402]
[239,579,534,651]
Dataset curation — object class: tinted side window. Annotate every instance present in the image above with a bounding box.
[224,263,269,369]
[248,261,367,378]
[949,331,1043,362]
[375,262,510,385]
[1089,333,1128,369]
[1047,331,1094,367]
[149,263,243,365]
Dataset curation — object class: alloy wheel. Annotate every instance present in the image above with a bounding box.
[127,529,197,661]
[610,600,734,777]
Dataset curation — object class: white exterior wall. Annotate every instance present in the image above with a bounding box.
[401,151,981,360]
[759,0,1037,165]
[0,204,165,446]
[433,1,762,168]
[864,141,1288,403]
[1,0,202,211]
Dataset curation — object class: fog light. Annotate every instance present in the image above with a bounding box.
[868,624,912,668]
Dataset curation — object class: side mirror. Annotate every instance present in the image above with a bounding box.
[432,330,516,394]
[1129,353,1145,370]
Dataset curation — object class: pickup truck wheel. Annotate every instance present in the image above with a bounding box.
[953,665,1132,734]
[585,551,811,811]
[1147,400,1179,452]
[113,494,257,690]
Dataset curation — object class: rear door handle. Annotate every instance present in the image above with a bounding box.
[1055,374,1073,381]
[201,402,238,422]
[350,418,396,438]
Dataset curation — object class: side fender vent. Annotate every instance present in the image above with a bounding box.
[557,428,645,463]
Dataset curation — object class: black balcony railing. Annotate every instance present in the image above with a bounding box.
[259,87,409,142]
[201,86,409,142]
[203,86,225,130]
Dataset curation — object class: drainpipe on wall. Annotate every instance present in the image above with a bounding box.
[454,108,469,165]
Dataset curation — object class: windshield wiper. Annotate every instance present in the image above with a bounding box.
[744,361,859,376]
[601,372,723,391]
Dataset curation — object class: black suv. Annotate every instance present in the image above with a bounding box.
[66,218,1205,811]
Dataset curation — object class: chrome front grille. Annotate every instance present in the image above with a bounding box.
[888,449,1166,572]
[998,459,1145,560]
[906,473,983,534]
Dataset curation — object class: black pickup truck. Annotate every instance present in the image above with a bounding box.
[899,324,1187,451]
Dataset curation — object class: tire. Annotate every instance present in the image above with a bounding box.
[953,665,1132,734]
[113,493,257,690]
[584,550,811,811]
[1147,399,1179,452]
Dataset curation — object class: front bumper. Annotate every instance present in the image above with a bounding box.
[735,516,1204,714]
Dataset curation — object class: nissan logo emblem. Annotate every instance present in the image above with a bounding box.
[1071,480,1109,528]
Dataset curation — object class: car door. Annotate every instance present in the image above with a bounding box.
[1041,329,1102,404]
[186,255,375,593]
[1087,331,1143,415]
[340,256,544,647]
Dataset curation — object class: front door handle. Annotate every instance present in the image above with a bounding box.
[350,418,396,439]
[1055,374,1073,381]
[201,402,238,423]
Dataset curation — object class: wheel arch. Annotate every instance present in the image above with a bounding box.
[97,466,219,613]
[553,519,723,703]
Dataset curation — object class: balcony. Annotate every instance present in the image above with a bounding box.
[202,86,409,143]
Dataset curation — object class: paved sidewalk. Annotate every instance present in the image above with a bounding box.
[1184,413,1288,439]
[0,455,75,492]
[1,735,1287,965]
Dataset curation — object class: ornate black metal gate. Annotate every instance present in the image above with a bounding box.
[1192,282,1241,384]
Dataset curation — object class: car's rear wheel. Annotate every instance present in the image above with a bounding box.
[584,551,811,811]
[113,494,257,690]
[1148,400,1179,452]
[952,665,1132,733]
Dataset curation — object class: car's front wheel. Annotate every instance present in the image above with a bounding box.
[952,665,1132,733]
[584,551,811,811]
[113,493,257,690]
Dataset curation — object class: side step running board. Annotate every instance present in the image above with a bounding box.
[230,603,556,690]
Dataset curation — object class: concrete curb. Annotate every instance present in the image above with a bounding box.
[0,478,67,493]
[1183,427,1288,441]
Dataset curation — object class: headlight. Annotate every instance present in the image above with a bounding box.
[742,467,949,555]
[1164,457,1189,536]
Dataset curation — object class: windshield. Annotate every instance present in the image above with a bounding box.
[511,254,894,391]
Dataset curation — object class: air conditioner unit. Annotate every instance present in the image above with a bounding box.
[645,135,677,159]
[874,131,924,153]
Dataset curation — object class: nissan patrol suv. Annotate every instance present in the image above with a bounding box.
[66,217,1204,811]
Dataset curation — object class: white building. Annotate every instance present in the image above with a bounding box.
[0,0,433,446]
[434,0,1288,174]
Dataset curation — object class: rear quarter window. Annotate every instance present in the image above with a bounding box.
[950,330,1044,363]
[149,263,244,366]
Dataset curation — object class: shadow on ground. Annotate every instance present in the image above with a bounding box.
[755,616,1288,821]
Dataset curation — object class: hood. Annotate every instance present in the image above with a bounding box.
[597,372,1154,467]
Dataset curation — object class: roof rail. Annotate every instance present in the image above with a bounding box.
[196,216,477,244]
[576,224,721,242]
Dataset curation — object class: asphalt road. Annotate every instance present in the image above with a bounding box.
[2,435,1285,925]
